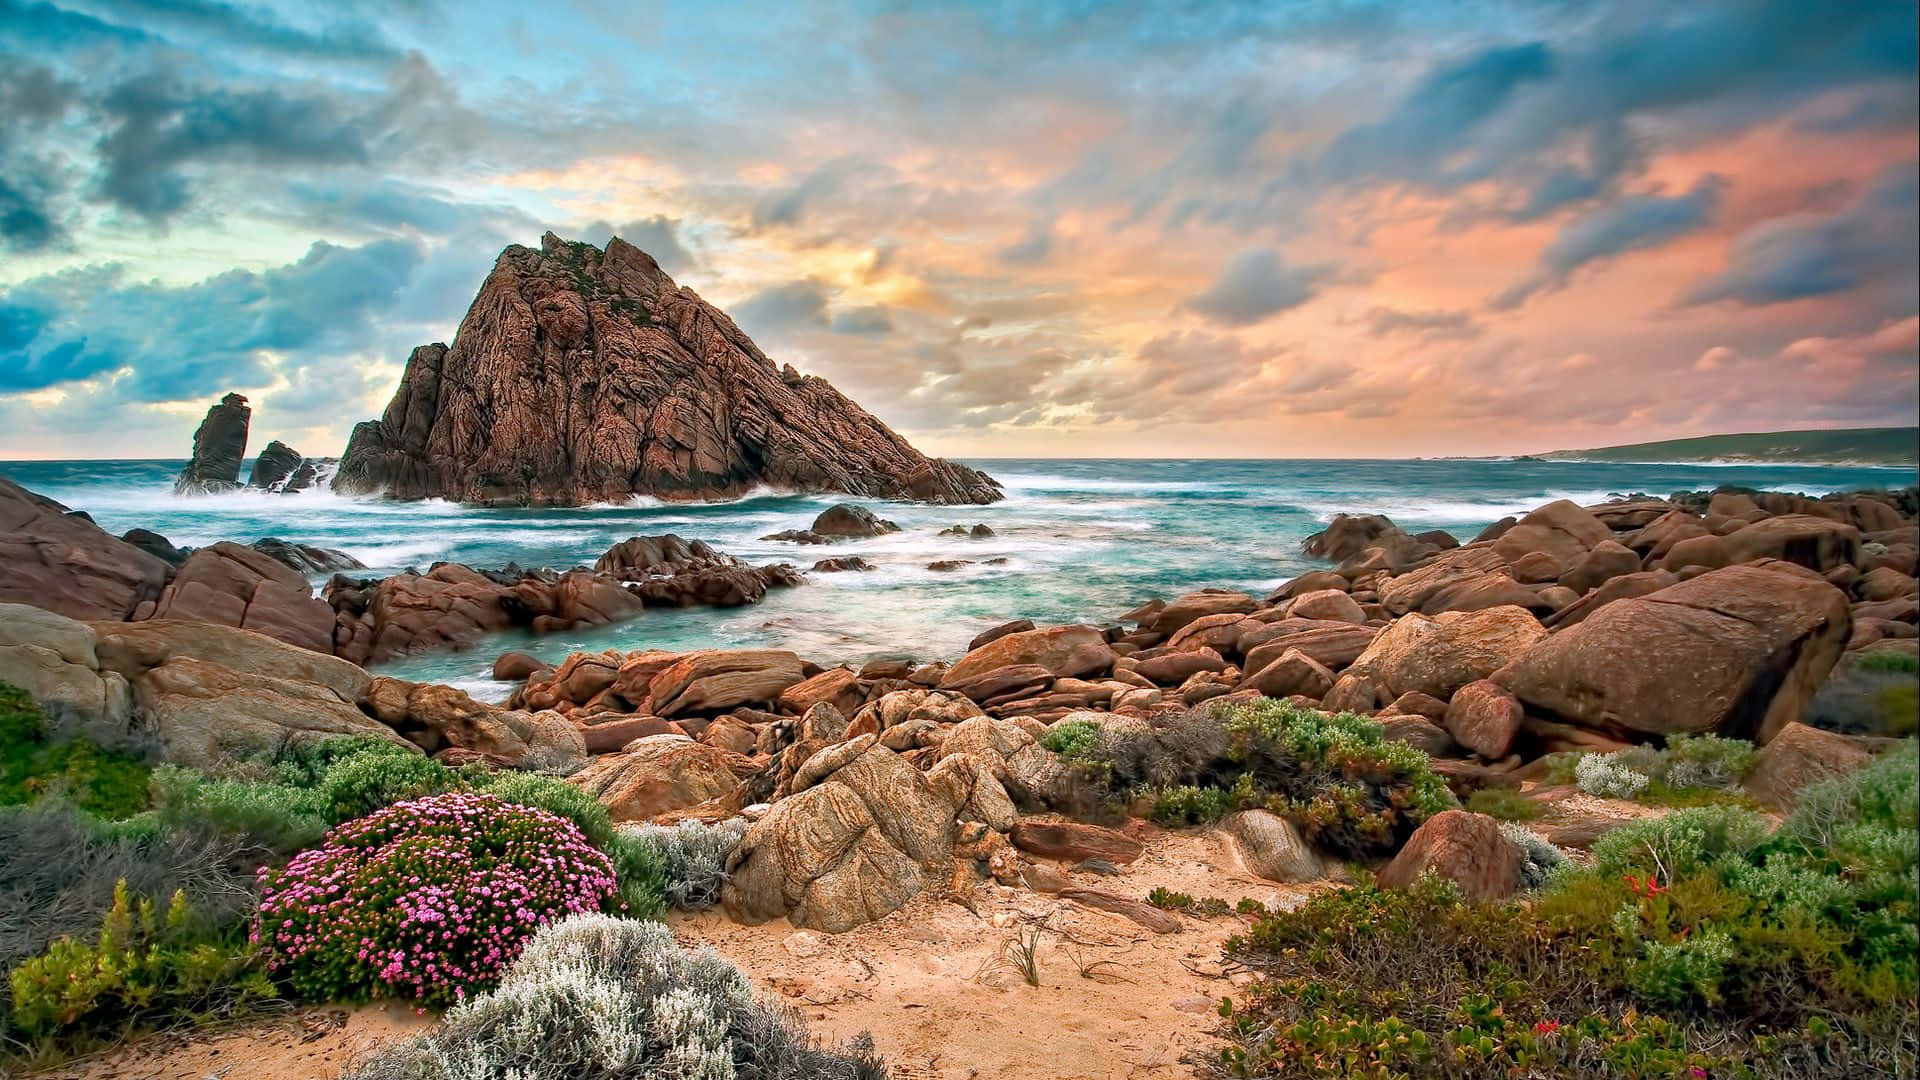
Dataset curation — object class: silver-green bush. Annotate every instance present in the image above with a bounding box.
[345,913,884,1080]
[623,818,749,910]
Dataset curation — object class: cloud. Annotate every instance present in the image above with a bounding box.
[731,280,829,337]
[1682,160,1918,306]
[1495,174,1725,309]
[88,0,404,63]
[1365,307,1480,341]
[95,70,378,220]
[609,215,695,275]
[0,63,81,251]
[0,238,421,400]
[1186,248,1325,326]
[830,305,892,336]
[998,217,1052,265]
[751,157,872,229]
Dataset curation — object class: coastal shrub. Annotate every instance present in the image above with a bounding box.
[621,818,748,911]
[1039,717,1105,764]
[1805,662,1920,737]
[1067,699,1453,858]
[318,748,464,822]
[344,914,886,1080]
[254,792,619,1005]
[149,764,331,854]
[0,684,152,820]
[7,879,274,1044]
[1571,735,1759,804]
[1499,822,1566,891]
[1464,787,1540,821]
[482,772,616,849]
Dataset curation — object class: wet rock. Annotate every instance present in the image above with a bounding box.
[492,651,547,681]
[121,528,189,568]
[250,538,366,574]
[810,556,874,572]
[246,440,304,490]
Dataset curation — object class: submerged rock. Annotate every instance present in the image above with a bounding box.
[247,440,304,490]
[333,233,1001,506]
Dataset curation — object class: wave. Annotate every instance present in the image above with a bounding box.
[1281,489,1627,525]
[994,472,1231,494]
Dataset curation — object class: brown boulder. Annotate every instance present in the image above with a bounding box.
[1348,606,1546,702]
[1492,565,1850,743]
[1376,810,1521,900]
[1559,540,1642,595]
[969,618,1035,651]
[568,735,749,821]
[1133,649,1230,686]
[1240,623,1378,673]
[1144,591,1260,635]
[1491,500,1611,578]
[1744,722,1875,810]
[135,542,335,654]
[939,625,1114,687]
[1720,514,1863,573]
[1244,649,1334,699]
[1443,680,1524,759]
[778,666,865,715]
[1377,546,1509,616]
[1008,819,1143,864]
[1222,809,1323,883]
[646,649,806,716]
[1660,533,1731,572]
[1544,569,1678,629]
[492,650,547,681]
[1286,589,1366,624]
[332,234,1000,506]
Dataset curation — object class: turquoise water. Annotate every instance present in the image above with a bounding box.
[7,457,1911,700]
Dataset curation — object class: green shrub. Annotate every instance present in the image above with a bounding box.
[605,831,667,920]
[1853,649,1919,675]
[1585,804,1771,880]
[1571,734,1762,803]
[1039,717,1104,763]
[317,744,465,821]
[1806,663,1920,737]
[1068,699,1454,858]
[8,880,273,1044]
[1464,787,1540,821]
[0,684,151,820]
[149,765,330,855]
[483,773,615,850]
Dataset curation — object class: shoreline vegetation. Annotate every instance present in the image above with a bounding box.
[1,462,1915,1077]
[1531,426,1919,468]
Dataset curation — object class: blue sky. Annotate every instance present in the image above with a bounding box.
[0,0,1915,459]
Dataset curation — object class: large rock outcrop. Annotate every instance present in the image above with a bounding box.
[1492,565,1850,743]
[0,473,170,621]
[175,393,251,494]
[134,542,336,654]
[333,233,1002,507]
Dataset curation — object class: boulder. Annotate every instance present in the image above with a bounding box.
[1624,510,1711,559]
[646,649,807,716]
[1134,649,1230,686]
[492,651,547,681]
[1558,540,1642,595]
[724,741,990,931]
[247,440,304,490]
[1144,591,1260,636]
[1304,514,1407,562]
[1377,714,1456,756]
[1244,649,1334,699]
[91,619,371,704]
[1492,565,1850,743]
[134,542,337,654]
[939,625,1114,687]
[1286,589,1366,624]
[934,714,1067,806]
[1240,623,1379,674]
[568,735,749,821]
[593,534,798,607]
[363,677,586,772]
[1377,547,1510,616]
[1443,679,1525,760]
[1491,499,1612,578]
[1545,569,1678,629]
[1269,570,1349,602]
[1720,515,1862,573]
[250,538,366,574]
[174,392,250,494]
[1347,606,1546,702]
[1857,566,1917,602]
[850,688,983,732]
[332,234,1000,506]
[1744,722,1875,810]
[120,528,189,568]
[969,619,1036,651]
[942,663,1054,704]
[1660,534,1731,573]
[131,657,408,770]
[1223,809,1322,883]
[0,473,171,621]
[1008,819,1143,864]
[0,603,132,746]
[811,504,900,537]
[778,666,864,715]
[1376,810,1522,901]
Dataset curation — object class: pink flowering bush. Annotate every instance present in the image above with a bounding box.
[253,791,617,1005]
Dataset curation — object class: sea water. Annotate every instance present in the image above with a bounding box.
[8,457,1911,701]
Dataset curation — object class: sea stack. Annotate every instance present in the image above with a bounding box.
[174,392,251,494]
[333,232,1003,506]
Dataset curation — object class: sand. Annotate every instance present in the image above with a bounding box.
[36,828,1321,1080]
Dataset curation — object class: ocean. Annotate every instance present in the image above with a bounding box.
[8,457,1912,701]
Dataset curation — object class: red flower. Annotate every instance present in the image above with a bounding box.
[1690,1068,1708,1078]
[1534,1020,1561,1035]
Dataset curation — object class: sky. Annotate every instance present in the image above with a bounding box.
[0,0,1915,461]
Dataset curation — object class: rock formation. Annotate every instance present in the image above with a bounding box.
[175,393,251,494]
[333,233,1002,506]
[247,440,304,490]
[0,472,170,621]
